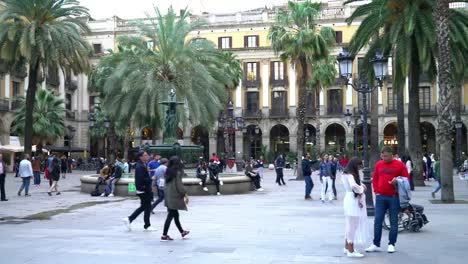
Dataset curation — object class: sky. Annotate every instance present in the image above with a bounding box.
[79,0,294,19]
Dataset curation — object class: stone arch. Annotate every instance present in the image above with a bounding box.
[420,121,436,154]
[383,122,398,153]
[270,124,289,155]
[243,124,262,159]
[324,123,346,153]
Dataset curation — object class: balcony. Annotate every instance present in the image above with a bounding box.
[66,111,76,120]
[327,107,344,116]
[270,77,288,87]
[304,107,317,118]
[269,108,289,119]
[0,98,9,112]
[243,77,261,87]
[420,105,437,115]
[243,109,262,119]
[11,99,22,110]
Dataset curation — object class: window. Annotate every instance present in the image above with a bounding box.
[246,91,259,112]
[218,37,232,49]
[419,86,431,110]
[327,89,343,114]
[271,90,287,114]
[12,81,20,97]
[244,35,259,48]
[387,87,397,111]
[245,62,258,81]
[93,44,102,54]
[305,90,318,115]
[335,31,343,44]
[272,61,285,81]
[89,96,99,111]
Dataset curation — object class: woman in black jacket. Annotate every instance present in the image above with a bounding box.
[47,158,61,196]
[161,156,190,241]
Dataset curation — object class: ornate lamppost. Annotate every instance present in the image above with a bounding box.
[218,100,245,161]
[337,47,388,216]
[454,120,463,170]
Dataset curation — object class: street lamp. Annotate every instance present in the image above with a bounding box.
[344,108,352,126]
[218,99,245,159]
[454,120,464,170]
[337,47,388,216]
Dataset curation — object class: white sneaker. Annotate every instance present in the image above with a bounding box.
[108,193,114,197]
[100,193,105,197]
[365,244,382,252]
[122,217,131,231]
[143,226,158,232]
[343,248,348,255]
[347,251,364,258]
[199,182,203,186]
[217,192,221,196]
[219,181,224,186]
[257,188,264,191]
[203,187,208,191]
[387,245,396,253]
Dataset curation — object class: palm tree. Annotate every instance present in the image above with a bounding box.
[12,89,65,150]
[0,0,91,155]
[95,8,234,144]
[345,0,468,187]
[309,56,337,158]
[269,1,335,179]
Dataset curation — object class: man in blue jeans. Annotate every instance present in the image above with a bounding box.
[302,153,313,200]
[366,147,410,254]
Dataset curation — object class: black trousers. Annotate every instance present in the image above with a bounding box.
[247,174,261,189]
[163,209,184,236]
[129,192,152,228]
[0,174,6,200]
[325,176,337,197]
[275,168,285,185]
[210,175,220,192]
[197,175,207,187]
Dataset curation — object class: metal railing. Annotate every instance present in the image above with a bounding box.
[243,109,262,119]
[0,98,9,112]
[269,108,289,118]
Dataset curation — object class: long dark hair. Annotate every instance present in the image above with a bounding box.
[344,157,363,197]
[165,156,183,183]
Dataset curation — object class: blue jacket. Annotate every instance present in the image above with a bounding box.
[320,161,332,178]
[275,156,284,168]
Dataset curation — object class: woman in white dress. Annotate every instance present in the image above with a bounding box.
[342,158,371,258]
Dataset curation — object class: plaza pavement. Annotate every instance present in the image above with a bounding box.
[0,169,468,264]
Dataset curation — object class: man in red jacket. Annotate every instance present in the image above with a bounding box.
[366,146,410,254]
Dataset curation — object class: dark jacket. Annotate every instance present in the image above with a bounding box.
[302,159,312,177]
[208,163,219,179]
[164,169,187,211]
[0,160,6,175]
[51,165,60,181]
[196,165,208,179]
[134,161,152,193]
[275,156,284,168]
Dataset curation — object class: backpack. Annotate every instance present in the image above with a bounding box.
[90,190,101,196]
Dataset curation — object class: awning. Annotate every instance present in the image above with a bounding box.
[0,145,48,153]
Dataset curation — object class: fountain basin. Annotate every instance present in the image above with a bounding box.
[80,172,255,196]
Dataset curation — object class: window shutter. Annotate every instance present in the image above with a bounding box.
[255,35,259,47]
[229,37,232,48]
[283,62,287,80]
[243,62,248,81]
[270,61,275,81]
[218,37,222,49]
[256,62,260,81]
[244,36,248,47]
[335,31,343,44]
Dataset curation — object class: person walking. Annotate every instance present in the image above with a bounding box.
[161,156,190,241]
[274,154,286,186]
[366,147,410,254]
[152,158,168,213]
[330,157,339,200]
[302,153,314,200]
[0,154,8,201]
[47,158,61,196]
[431,156,441,198]
[123,151,155,232]
[342,158,370,258]
[60,156,67,179]
[32,157,41,186]
[320,155,333,203]
[17,154,33,197]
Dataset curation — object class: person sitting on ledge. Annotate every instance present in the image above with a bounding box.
[94,163,111,194]
[196,161,209,192]
[208,159,223,195]
[245,158,263,191]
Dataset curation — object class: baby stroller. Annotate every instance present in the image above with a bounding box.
[383,203,429,232]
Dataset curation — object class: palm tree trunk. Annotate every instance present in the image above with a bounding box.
[24,60,40,155]
[123,125,131,161]
[315,89,321,157]
[370,88,379,172]
[296,58,307,180]
[396,85,406,157]
[408,42,425,186]
[436,0,454,202]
